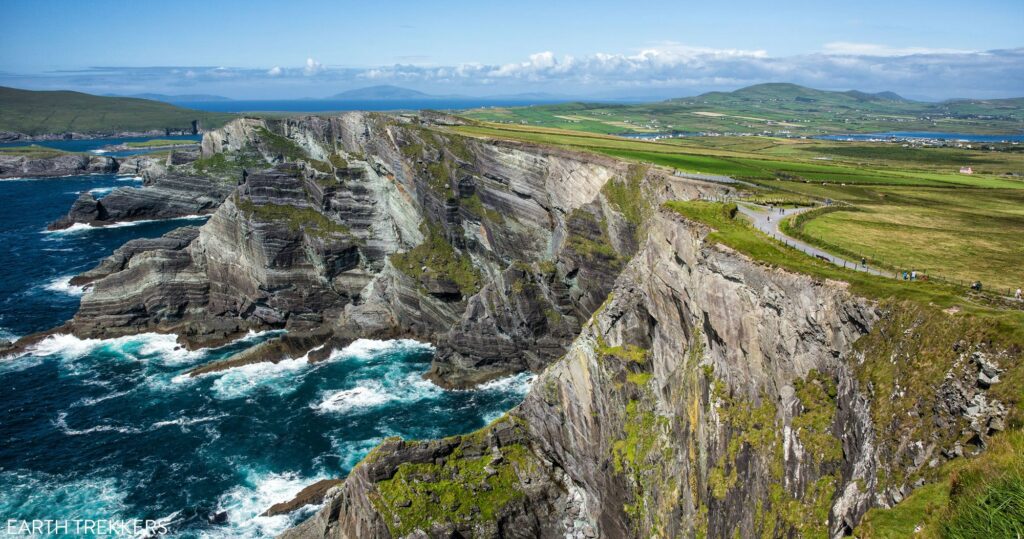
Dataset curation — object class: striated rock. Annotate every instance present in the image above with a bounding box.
[263,479,344,517]
[48,172,233,230]
[0,152,117,178]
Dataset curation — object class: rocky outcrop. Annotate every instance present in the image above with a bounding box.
[288,208,1018,538]
[0,152,117,178]
[48,172,233,229]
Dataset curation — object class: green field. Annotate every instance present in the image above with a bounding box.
[464,83,1024,136]
[0,86,235,136]
[452,120,1024,297]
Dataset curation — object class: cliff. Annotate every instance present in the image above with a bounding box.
[63,113,732,382]
[284,207,1020,538]
[0,152,117,178]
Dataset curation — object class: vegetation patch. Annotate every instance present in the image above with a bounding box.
[857,429,1024,538]
[390,224,482,296]
[236,197,349,238]
[256,127,308,161]
[602,164,652,231]
[372,444,531,537]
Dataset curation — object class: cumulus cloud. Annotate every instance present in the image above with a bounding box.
[303,57,324,76]
[2,46,1022,100]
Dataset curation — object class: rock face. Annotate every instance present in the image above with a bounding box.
[48,172,233,229]
[0,153,117,178]
[65,114,727,376]
[288,209,1017,538]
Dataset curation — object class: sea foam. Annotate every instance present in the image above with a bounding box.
[43,275,86,296]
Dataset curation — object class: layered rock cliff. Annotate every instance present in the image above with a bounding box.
[0,152,117,178]
[286,208,1019,538]
[64,113,732,380]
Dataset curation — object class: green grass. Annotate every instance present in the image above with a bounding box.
[783,187,1024,291]
[857,430,1024,538]
[453,123,1024,189]
[0,144,76,158]
[235,197,349,238]
[122,139,199,148]
[390,225,482,296]
[463,83,1024,136]
[0,86,234,135]
[661,201,1024,341]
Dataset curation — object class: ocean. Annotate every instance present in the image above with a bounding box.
[0,174,533,537]
[172,98,569,113]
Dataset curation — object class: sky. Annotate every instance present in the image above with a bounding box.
[1,0,1022,101]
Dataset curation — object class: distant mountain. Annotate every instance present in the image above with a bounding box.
[329,85,439,100]
[682,83,912,105]
[0,86,235,136]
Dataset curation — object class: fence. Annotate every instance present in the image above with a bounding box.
[693,197,1022,302]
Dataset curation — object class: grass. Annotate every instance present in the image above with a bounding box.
[0,86,233,135]
[390,224,482,297]
[463,83,1024,136]
[235,197,349,238]
[452,123,1024,189]
[122,138,199,148]
[783,187,1024,291]
[0,144,75,158]
[661,201,1024,342]
[856,430,1024,538]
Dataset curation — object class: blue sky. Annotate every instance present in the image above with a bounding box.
[1,0,1022,100]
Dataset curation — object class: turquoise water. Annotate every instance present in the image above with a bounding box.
[0,174,532,537]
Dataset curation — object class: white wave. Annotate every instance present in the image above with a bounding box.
[205,470,328,539]
[69,389,132,409]
[150,414,226,431]
[116,175,144,181]
[314,372,443,415]
[25,332,203,362]
[43,275,85,296]
[475,371,536,395]
[42,214,209,235]
[0,470,128,521]
[314,384,395,414]
[207,356,311,400]
[91,149,108,154]
[324,338,434,362]
[328,437,386,471]
[53,412,142,436]
[87,186,117,195]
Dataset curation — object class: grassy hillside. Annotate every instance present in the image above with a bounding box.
[0,86,235,136]
[464,83,1024,135]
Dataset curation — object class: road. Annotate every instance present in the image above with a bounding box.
[736,203,895,278]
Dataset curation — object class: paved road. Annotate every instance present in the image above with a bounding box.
[737,203,895,278]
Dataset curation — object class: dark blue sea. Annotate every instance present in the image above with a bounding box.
[815,131,1024,143]
[0,174,532,537]
[174,98,568,113]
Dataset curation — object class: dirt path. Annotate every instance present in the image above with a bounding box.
[737,203,895,278]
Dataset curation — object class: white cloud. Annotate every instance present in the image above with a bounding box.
[6,45,1022,100]
[303,57,324,76]
[822,42,976,57]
